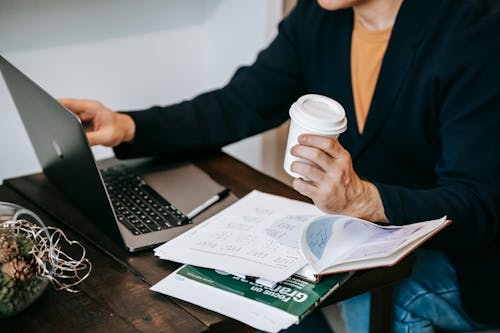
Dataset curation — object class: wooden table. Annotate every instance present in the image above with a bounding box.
[1,152,415,332]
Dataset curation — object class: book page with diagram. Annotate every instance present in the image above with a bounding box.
[300,215,450,274]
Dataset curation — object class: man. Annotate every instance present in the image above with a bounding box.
[61,0,500,331]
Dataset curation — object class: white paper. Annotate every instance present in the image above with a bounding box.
[151,267,298,333]
[154,190,323,282]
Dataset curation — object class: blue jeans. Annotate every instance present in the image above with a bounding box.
[340,249,490,332]
[283,249,489,333]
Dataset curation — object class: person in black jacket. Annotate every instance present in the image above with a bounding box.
[61,0,500,331]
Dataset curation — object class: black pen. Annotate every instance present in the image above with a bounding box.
[186,188,230,219]
[231,272,277,288]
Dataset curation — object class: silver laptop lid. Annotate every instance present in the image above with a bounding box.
[0,55,124,246]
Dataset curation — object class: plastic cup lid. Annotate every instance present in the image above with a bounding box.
[289,94,347,135]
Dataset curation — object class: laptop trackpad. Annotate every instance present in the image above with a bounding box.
[141,163,228,215]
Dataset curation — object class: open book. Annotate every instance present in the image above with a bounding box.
[295,214,450,282]
[154,190,450,283]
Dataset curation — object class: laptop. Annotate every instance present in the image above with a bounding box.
[0,55,225,252]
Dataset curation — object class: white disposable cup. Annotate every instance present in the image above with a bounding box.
[283,94,347,178]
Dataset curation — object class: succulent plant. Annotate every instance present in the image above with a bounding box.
[0,233,19,263]
[0,228,41,317]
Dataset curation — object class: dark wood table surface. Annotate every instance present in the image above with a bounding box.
[1,152,415,332]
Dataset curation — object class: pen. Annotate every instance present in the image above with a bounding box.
[230,272,277,288]
[186,188,230,219]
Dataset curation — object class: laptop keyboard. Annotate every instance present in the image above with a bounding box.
[101,166,191,235]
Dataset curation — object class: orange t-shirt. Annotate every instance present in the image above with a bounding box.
[351,16,393,133]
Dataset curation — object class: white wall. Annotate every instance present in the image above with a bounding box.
[0,0,282,183]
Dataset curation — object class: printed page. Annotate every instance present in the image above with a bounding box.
[154,190,323,282]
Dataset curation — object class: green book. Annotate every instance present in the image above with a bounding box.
[151,265,353,332]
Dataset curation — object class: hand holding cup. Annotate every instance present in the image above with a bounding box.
[284,94,387,221]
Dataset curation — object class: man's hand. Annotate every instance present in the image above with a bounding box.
[59,99,135,147]
[291,134,388,222]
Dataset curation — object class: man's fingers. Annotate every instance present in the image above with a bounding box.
[79,111,95,122]
[86,131,99,146]
[291,161,324,184]
[298,134,347,159]
[291,145,331,171]
[58,98,102,114]
[86,127,120,147]
[58,98,84,114]
[292,177,317,198]
[86,130,112,146]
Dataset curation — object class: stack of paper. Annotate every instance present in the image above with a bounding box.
[154,190,450,283]
[151,265,352,333]
[154,190,323,282]
[151,190,450,332]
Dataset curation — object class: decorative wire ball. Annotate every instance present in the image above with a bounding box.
[0,202,53,319]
